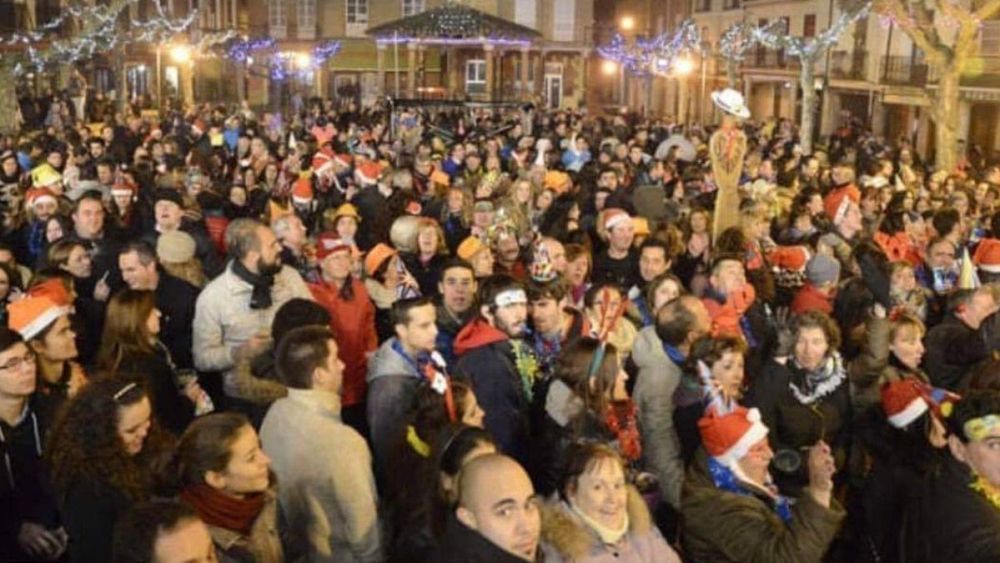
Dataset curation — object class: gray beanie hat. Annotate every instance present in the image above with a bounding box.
[806,254,841,286]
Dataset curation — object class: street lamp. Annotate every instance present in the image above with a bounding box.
[620,15,635,31]
[674,56,695,124]
[601,60,618,75]
[169,45,192,64]
[294,52,313,69]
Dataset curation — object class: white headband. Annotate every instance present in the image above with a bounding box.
[494,289,527,308]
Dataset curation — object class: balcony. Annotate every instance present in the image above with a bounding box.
[829,50,867,81]
[746,50,800,71]
[879,55,928,86]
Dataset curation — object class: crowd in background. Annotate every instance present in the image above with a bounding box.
[0,84,998,563]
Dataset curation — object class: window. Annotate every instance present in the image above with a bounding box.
[804,14,816,38]
[695,0,711,12]
[723,0,740,10]
[402,0,424,17]
[347,0,368,36]
[515,0,536,29]
[982,20,1000,55]
[552,0,575,42]
[269,0,286,37]
[297,0,315,38]
[466,59,486,93]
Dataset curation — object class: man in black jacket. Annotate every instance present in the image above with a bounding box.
[905,391,1000,562]
[437,454,541,563]
[118,241,199,369]
[923,288,998,391]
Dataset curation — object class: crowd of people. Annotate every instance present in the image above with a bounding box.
[0,83,998,563]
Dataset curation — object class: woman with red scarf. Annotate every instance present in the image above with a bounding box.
[167,413,284,563]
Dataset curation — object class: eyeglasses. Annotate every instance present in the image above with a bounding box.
[0,352,36,372]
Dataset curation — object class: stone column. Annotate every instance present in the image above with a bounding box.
[407,43,417,98]
[520,46,530,100]
[376,44,386,96]
[484,43,495,99]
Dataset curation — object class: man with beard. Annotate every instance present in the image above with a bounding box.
[193,218,312,405]
[454,275,538,466]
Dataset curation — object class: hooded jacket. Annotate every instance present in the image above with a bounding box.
[454,318,534,466]
[540,485,680,563]
[366,337,424,484]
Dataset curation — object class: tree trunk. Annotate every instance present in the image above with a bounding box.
[0,60,18,134]
[799,62,817,155]
[933,66,960,174]
[115,44,128,117]
[726,59,738,88]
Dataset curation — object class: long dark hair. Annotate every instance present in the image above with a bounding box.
[96,289,158,373]
[47,376,171,500]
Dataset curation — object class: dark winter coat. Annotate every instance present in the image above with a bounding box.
[366,337,425,485]
[435,516,536,563]
[922,314,991,392]
[454,319,535,467]
[680,450,844,563]
[116,346,195,436]
[155,271,200,370]
[62,478,134,563]
[903,455,1000,562]
[744,359,851,494]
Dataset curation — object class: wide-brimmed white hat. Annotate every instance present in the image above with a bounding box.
[711,88,751,119]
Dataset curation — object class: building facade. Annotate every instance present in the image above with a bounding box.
[687,0,1000,157]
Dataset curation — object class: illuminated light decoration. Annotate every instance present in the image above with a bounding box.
[601,59,619,75]
[0,0,199,76]
[367,3,540,45]
[750,3,872,60]
[225,37,277,63]
[266,40,341,80]
[597,18,703,76]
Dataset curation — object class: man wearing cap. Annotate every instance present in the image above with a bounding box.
[906,391,1000,561]
[19,184,60,267]
[193,218,312,404]
[143,188,223,278]
[118,241,199,369]
[592,208,640,291]
[350,161,388,252]
[681,407,843,562]
[308,233,377,435]
[457,236,494,279]
[792,254,841,315]
[454,275,537,466]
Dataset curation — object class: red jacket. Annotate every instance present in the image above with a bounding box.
[309,277,378,407]
[791,282,835,315]
[702,283,756,339]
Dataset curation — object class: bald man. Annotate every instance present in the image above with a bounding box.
[437,454,541,563]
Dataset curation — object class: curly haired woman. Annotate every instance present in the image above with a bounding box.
[45,376,172,563]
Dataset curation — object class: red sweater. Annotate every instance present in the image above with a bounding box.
[791,282,835,315]
[308,278,378,407]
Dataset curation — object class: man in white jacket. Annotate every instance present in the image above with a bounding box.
[261,325,383,563]
[193,218,312,401]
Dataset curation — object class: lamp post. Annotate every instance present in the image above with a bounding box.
[170,44,193,107]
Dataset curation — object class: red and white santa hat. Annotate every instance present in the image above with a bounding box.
[334,153,353,168]
[8,295,67,341]
[315,232,352,261]
[603,208,632,231]
[312,148,335,175]
[292,176,313,204]
[823,185,860,225]
[698,406,770,467]
[356,161,383,186]
[880,378,930,428]
[111,179,137,199]
[973,238,1000,274]
[25,186,57,209]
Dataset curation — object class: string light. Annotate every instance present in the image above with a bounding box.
[597,18,703,76]
[367,2,539,43]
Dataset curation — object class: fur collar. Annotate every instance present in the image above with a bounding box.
[541,485,651,560]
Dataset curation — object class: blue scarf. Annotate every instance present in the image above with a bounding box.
[391,339,431,378]
[708,457,792,524]
[662,343,686,365]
